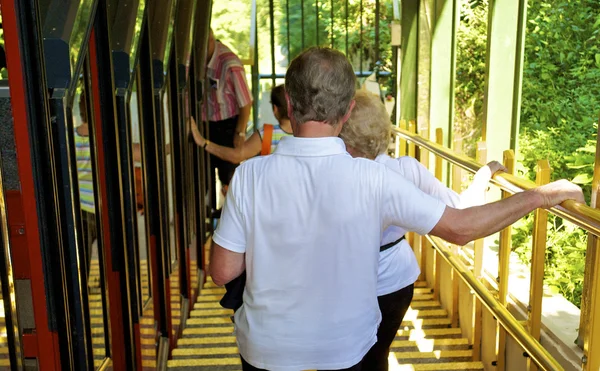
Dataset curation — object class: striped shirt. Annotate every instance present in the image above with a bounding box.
[259,124,293,154]
[202,41,253,122]
[74,130,96,213]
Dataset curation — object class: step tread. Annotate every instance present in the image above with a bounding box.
[171,283,479,370]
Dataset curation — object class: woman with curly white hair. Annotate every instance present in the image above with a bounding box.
[340,90,505,371]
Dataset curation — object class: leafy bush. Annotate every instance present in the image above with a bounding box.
[455,0,600,307]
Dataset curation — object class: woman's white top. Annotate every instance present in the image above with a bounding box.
[376,153,491,296]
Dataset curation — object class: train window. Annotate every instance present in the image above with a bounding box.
[39,0,95,92]
[130,72,151,306]
[163,80,177,268]
[73,61,110,368]
[0,12,7,79]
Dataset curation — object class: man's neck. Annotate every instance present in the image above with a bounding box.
[293,120,340,138]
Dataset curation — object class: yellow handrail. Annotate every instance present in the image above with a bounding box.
[426,235,565,371]
[392,126,600,236]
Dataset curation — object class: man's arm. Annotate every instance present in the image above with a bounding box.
[430,179,584,246]
[210,240,245,286]
[234,103,252,148]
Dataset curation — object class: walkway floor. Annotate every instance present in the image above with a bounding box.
[167,279,485,371]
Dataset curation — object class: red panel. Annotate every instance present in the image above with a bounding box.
[5,191,30,278]
[22,333,37,358]
[149,235,161,326]
[134,323,142,369]
[165,280,172,358]
[0,1,60,369]
[88,30,127,371]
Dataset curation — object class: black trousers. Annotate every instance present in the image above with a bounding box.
[361,284,415,371]
[208,115,239,208]
[241,356,363,371]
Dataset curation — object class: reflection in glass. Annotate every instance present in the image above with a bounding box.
[73,70,108,369]
[107,0,146,81]
[0,265,12,370]
[130,76,151,306]
[162,87,177,266]
[39,0,96,89]
[0,17,8,79]
[149,0,178,77]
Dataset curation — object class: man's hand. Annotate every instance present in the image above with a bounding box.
[234,131,245,148]
[533,179,585,208]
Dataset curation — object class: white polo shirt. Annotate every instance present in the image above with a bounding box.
[213,136,446,371]
[375,154,492,296]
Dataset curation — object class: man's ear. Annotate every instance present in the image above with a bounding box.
[273,105,280,120]
[339,99,356,125]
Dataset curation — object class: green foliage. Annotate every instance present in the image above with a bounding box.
[455,0,600,307]
[512,0,599,308]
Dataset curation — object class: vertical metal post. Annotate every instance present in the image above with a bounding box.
[316,0,319,46]
[269,0,276,87]
[375,0,380,67]
[496,149,515,371]
[301,0,305,50]
[286,0,291,62]
[251,0,259,130]
[330,0,334,48]
[345,0,349,56]
[359,0,363,73]
[526,160,550,371]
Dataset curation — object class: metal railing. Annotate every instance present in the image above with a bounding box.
[392,125,600,371]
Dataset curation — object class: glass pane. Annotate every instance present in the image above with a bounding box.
[39,0,95,89]
[73,65,109,368]
[149,0,177,76]
[0,14,7,80]
[130,75,150,306]
[107,0,146,84]
[162,85,177,266]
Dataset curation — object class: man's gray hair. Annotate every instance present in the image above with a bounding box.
[285,47,356,126]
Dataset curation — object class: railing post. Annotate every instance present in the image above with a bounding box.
[399,120,408,157]
[471,141,487,361]
[496,149,515,371]
[527,160,550,371]
[449,137,462,328]
[419,128,430,284]
[408,120,417,158]
[432,128,444,299]
[581,113,600,370]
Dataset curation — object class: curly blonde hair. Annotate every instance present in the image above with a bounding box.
[340,90,391,159]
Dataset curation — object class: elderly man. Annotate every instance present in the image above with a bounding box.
[210,47,583,371]
[203,29,252,213]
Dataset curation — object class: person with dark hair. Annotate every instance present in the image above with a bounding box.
[209,47,584,371]
[191,85,292,164]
